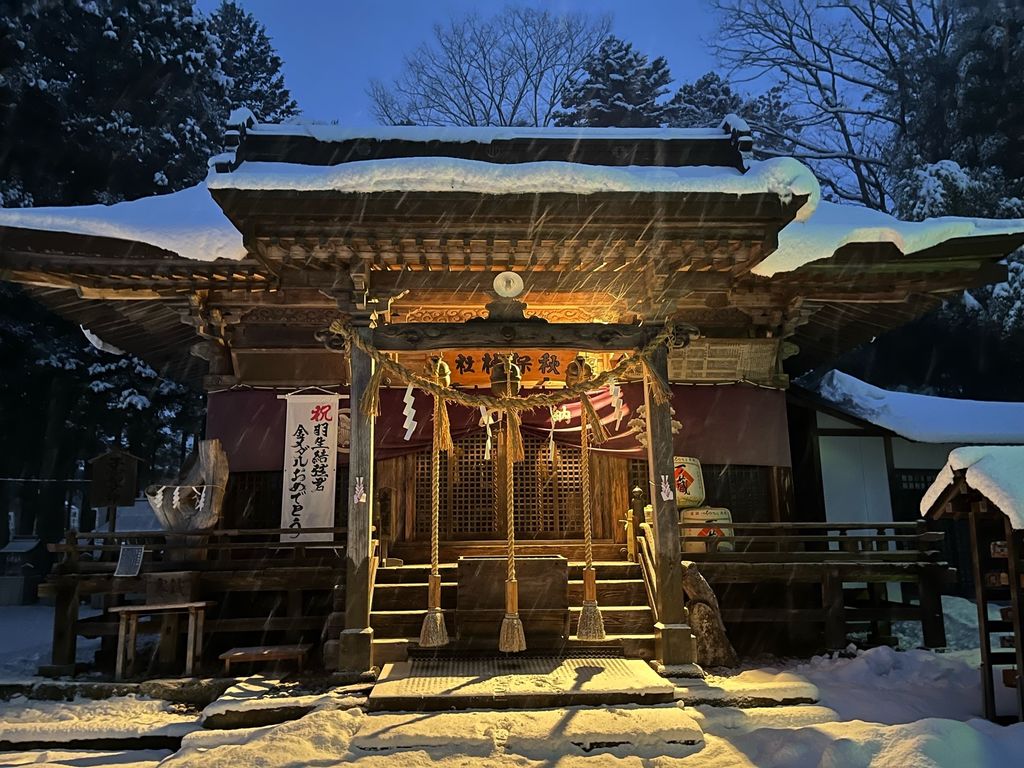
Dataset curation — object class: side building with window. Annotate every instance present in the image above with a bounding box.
[789,369,1024,595]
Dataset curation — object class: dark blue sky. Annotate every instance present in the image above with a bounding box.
[197,1,717,125]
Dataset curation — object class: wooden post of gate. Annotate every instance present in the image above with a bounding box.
[643,343,695,666]
[340,327,375,672]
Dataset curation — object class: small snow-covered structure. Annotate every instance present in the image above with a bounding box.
[789,371,1024,595]
[921,446,1024,532]
[920,446,1024,723]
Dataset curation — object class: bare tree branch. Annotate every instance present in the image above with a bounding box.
[709,0,956,210]
[366,8,610,127]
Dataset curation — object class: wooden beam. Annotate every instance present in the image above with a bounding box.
[281,267,734,293]
[369,320,662,352]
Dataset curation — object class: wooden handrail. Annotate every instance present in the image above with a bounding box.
[74,527,349,539]
[679,521,924,531]
[636,532,659,624]
[50,540,348,554]
[679,533,943,545]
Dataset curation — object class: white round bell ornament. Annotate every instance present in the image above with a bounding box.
[493,271,524,298]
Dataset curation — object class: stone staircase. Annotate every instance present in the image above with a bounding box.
[370,560,656,666]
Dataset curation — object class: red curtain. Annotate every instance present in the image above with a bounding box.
[207,382,791,472]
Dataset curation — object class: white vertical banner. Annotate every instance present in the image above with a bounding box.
[279,393,341,542]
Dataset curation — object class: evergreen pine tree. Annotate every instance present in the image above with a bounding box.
[839,0,1024,397]
[667,71,742,127]
[0,0,228,206]
[208,1,299,123]
[555,36,673,127]
[891,0,1024,219]
[667,72,798,156]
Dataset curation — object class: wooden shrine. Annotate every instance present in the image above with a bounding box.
[3,116,1024,679]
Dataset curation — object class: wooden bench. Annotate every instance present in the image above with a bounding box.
[109,600,214,681]
[219,643,313,674]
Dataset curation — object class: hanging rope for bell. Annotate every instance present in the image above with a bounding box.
[566,355,607,641]
[419,357,453,648]
[498,417,527,653]
[492,354,527,653]
[575,406,606,641]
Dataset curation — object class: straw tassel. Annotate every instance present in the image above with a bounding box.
[419,380,452,648]
[433,394,454,454]
[419,572,449,648]
[359,361,386,419]
[499,422,526,653]
[505,409,526,463]
[641,353,672,406]
[575,408,606,641]
[579,394,610,444]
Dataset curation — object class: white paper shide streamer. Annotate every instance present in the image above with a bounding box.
[402,384,418,441]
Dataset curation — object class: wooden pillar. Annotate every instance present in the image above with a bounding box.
[340,330,375,672]
[643,343,695,666]
[51,579,80,670]
[968,504,997,721]
[1005,520,1024,721]
[822,568,846,650]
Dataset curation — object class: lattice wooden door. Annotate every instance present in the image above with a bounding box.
[414,434,584,540]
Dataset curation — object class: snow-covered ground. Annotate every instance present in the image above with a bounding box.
[0,605,100,681]
[2,601,1022,767]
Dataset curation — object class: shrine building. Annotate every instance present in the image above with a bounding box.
[2,113,1024,679]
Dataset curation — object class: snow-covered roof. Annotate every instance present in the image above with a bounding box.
[237,121,731,144]
[815,370,1024,444]
[752,200,1024,277]
[0,183,243,263]
[1,122,1023,272]
[206,155,819,207]
[920,445,1024,528]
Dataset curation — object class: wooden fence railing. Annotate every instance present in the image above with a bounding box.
[48,527,349,574]
[679,521,944,563]
[629,520,951,650]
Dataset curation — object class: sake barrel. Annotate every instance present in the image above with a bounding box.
[673,456,706,508]
[681,507,734,554]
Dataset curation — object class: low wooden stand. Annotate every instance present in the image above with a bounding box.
[455,555,568,650]
[109,600,214,681]
[219,643,313,674]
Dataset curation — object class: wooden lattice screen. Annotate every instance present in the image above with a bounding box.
[414,434,585,540]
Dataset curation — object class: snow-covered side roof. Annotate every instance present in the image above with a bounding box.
[0,183,244,263]
[207,155,820,208]
[815,370,1024,444]
[754,200,1024,277]
[241,122,730,144]
[920,446,1024,528]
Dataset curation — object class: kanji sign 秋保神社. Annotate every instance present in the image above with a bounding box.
[279,393,341,542]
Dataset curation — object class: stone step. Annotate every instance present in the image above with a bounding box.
[367,656,675,711]
[565,633,657,661]
[372,638,413,667]
[350,705,703,756]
